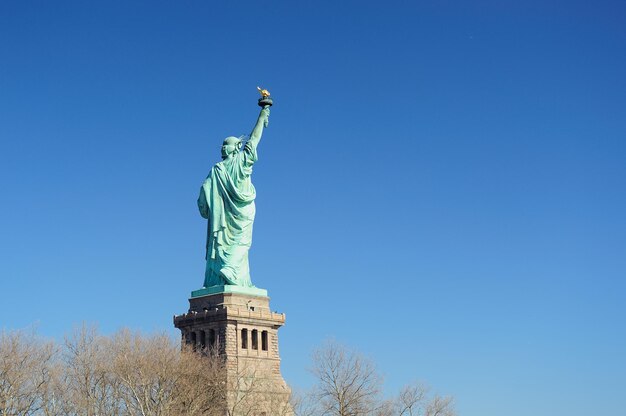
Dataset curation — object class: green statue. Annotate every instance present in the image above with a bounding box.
[197,91,272,290]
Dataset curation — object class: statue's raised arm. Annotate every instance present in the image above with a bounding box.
[246,106,270,154]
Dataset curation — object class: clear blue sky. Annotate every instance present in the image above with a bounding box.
[1,1,625,415]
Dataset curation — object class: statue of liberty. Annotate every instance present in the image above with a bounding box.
[197,90,272,289]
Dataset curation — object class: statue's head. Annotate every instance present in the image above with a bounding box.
[221,136,242,159]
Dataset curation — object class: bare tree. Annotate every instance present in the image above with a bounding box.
[0,328,56,416]
[1,328,455,416]
[62,324,124,415]
[175,345,226,416]
[309,342,457,416]
[110,329,225,416]
[290,389,319,416]
[393,382,455,416]
[111,329,180,415]
[311,341,383,416]
[395,383,429,416]
[424,394,455,416]
[38,360,73,416]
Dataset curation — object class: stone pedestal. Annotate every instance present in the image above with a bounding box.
[174,291,291,415]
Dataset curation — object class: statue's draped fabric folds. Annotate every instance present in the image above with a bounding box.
[197,107,269,288]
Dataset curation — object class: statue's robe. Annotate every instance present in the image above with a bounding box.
[197,141,258,287]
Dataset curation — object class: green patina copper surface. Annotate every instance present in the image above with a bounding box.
[191,285,268,298]
[193,104,270,297]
